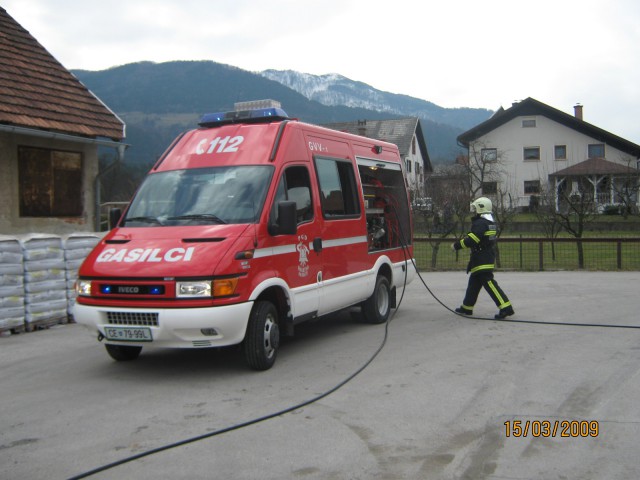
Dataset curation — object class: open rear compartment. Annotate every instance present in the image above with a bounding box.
[357,158,412,252]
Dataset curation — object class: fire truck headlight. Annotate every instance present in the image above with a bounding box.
[176,281,213,298]
[76,280,92,297]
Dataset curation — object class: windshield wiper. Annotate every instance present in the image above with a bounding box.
[167,214,227,224]
[124,216,164,225]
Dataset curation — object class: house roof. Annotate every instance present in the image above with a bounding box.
[0,7,124,141]
[322,117,432,172]
[457,97,640,158]
[549,157,640,177]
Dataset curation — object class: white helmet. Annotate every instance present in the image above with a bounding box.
[471,197,492,214]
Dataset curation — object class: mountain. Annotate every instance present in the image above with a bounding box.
[73,60,493,171]
[75,61,410,167]
[260,70,492,131]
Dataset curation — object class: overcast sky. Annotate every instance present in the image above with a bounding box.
[4,0,640,144]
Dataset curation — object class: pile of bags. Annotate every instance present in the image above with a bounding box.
[0,233,102,334]
[0,236,25,332]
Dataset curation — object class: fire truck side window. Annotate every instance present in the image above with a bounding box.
[315,157,360,218]
[270,166,313,225]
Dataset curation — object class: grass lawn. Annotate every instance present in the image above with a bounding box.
[413,237,640,271]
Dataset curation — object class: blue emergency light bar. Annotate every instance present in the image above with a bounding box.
[199,107,289,127]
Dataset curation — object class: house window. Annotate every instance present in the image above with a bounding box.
[522,119,536,128]
[524,180,541,195]
[412,137,416,155]
[18,146,83,217]
[555,145,567,160]
[315,157,360,217]
[523,147,540,161]
[481,182,497,195]
[481,148,497,162]
[405,159,412,173]
[588,143,605,158]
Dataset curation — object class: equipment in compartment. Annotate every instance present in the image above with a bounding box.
[360,168,403,251]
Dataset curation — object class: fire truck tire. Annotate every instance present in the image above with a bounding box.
[105,344,142,361]
[243,300,280,371]
[361,275,391,324]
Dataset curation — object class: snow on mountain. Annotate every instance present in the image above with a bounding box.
[260,69,492,130]
[261,70,389,111]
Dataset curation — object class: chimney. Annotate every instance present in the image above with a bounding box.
[574,103,583,120]
[357,119,367,137]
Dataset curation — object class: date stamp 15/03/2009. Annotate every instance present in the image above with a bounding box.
[504,420,599,438]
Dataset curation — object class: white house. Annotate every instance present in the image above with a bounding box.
[322,117,432,200]
[457,97,640,212]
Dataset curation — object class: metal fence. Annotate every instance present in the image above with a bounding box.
[413,237,640,271]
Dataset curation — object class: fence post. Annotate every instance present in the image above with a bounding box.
[519,235,523,270]
[538,240,544,271]
[617,241,622,269]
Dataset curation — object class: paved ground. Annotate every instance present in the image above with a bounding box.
[2,271,640,480]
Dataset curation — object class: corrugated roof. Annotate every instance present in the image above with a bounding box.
[0,7,124,140]
[322,117,432,172]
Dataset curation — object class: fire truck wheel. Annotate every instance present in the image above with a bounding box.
[361,275,391,324]
[105,344,142,361]
[244,300,280,371]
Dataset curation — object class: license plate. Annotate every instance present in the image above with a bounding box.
[104,326,152,342]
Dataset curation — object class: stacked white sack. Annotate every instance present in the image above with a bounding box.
[0,235,25,332]
[64,233,102,316]
[20,234,68,329]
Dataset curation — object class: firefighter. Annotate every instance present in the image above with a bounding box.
[451,197,514,319]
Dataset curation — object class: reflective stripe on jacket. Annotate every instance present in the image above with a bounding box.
[453,215,497,274]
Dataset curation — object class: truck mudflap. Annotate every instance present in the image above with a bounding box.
[73,302,254,349]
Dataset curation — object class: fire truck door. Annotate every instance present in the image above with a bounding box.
[314,156,369,315]
[270,165,320,318]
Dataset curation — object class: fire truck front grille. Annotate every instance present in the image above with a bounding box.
[106,311,159,327]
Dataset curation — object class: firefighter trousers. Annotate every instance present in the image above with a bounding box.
[462,270,511,312]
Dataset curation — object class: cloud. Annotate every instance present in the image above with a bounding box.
[3,0,640,143]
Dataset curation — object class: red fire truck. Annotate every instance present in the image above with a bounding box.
[74,107,414,370]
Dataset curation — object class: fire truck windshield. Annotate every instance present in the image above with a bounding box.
[123,166,274,226]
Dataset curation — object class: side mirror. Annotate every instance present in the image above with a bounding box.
[109,208,122,230]
[269,201,297,236]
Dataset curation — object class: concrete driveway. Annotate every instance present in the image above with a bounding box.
[2,271,640,479]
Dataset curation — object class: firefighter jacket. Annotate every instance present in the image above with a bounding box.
[453,214,497,274]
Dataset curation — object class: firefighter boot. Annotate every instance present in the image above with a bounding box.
[455,306,473,315]
[494,306,515,319]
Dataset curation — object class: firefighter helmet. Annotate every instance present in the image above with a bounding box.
[471,197,492,214]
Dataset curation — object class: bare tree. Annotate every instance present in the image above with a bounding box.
[534,186,564,261]
[554,179,598,269]
[491,187,518,267]
[99,154,145,203]
[611,174,640,218]
[421,164,470,269]
[465,142,504,199]
[459,143,518,266]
